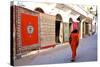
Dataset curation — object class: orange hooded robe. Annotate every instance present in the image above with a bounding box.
[69,32,79,60]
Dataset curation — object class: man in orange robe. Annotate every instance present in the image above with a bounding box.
[69,29,79,62]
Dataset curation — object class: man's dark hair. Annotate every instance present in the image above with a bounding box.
[72,29,78,33]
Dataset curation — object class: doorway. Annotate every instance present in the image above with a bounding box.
[55,14,62,43]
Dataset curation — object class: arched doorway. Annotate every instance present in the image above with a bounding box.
[34,7,44,13]
[77,16,82,32]
[55,14,62,43]
[69,18,73,34]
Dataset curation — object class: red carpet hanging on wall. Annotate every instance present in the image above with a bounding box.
[21,13,38,46]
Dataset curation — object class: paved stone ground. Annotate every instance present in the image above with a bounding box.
[15,34,97,66]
